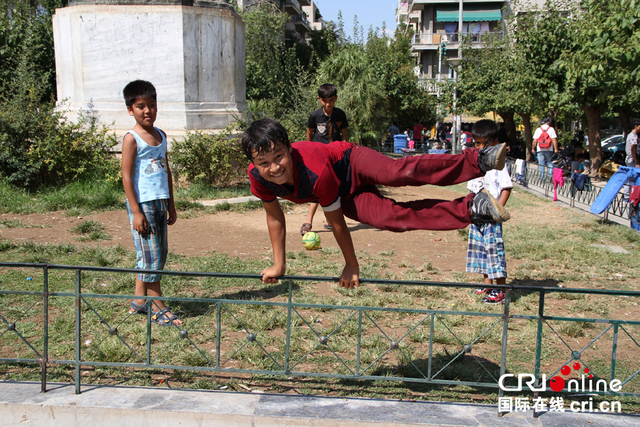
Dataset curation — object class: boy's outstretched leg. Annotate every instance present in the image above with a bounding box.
[348,143,507,190]
[342,187,510,232]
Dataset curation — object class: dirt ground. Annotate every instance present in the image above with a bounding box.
[0,185,501,274]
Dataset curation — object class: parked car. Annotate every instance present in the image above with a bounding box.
[602,134,625,159]
[443,132,471,148]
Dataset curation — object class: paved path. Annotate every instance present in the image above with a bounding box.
[0,382,638,426]
[199,195,260,207]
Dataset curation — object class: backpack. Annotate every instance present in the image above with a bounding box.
[537,128,552,149]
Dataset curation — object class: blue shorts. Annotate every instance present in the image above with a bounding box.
[466,222,507,280]
[127,199,168,282]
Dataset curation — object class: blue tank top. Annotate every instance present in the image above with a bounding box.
[126,129,171,203]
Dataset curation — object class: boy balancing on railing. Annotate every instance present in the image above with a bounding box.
[121,80,182,327]
[241,118,511,289]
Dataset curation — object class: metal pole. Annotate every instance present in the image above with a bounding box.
[41,266,48,393]
[75,269,82,395]
[533,291,545,418]
[453,0,464,155]
[498,290,511,417]
[436,44,442,126]
[452,82,458,154]
[611,323,619,383]
[285,280,292,374]
[216,302,221,369]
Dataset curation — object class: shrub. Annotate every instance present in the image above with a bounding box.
[0,100,120,189]
[170,124,247,186]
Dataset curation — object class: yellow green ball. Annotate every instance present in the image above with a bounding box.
[302,231,321,250]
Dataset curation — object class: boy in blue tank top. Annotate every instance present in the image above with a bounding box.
[121,80,182,327]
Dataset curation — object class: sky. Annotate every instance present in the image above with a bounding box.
[313,0,398,39]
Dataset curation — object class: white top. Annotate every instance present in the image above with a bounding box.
[625,132,638,165]
[467,166,513,200]
[533,124,557,152]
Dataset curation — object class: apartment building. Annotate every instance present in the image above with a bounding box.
[397,0,508,94]
[237,0,325,42]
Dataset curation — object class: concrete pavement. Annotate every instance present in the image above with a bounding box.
[0,382,638,426]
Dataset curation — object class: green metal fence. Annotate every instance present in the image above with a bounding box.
[1,262,639,408]
[511,159,633,224]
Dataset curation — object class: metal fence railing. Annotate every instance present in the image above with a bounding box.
[0,262,638,417]
[510,159,633,225]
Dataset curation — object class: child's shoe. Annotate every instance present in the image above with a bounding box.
[483,289,505,304]
[478,143,507,173]
[471,189,511,224]
[474,288,489,295]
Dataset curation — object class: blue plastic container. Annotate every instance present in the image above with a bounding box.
[393,134,408,153]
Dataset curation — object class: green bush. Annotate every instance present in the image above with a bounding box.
[0,101,120,189]
[170,124,248,186]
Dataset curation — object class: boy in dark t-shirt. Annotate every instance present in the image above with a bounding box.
[303,84,349,234]
[242,118,511,290]
[306,84,348,144]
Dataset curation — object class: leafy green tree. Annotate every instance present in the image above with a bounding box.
[321,24,434,144]
[0,0,119,189]
[0,0,65,102]
[239,0,290,100]
[560,0,640,172]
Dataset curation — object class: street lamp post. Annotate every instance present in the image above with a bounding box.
[448,0,464,155]
[448,57,461,155]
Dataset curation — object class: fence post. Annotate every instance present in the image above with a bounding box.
[356,309,363,376]
[146,296,152,366]
[285,280,292,375]
[533,290,545,418]
[75,269,82,395]
[41,266,48,393]
[498,290,511,416]
[216,302,221,369]
[427,312,434,380]
[611,323,619,383]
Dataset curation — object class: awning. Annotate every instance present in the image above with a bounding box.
[436,3,502,22]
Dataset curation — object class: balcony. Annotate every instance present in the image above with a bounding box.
[292,13,310,30]
[285,0,301,14]
[411,31,502,50]
[396,2,409,22]
[418,78,439,95]
[408,9,421,23]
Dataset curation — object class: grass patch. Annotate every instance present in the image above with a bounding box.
[70,220,111,241]
[0,219,51,229]
[0,178,253,216]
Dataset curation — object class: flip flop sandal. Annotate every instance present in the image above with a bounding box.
[324,224,333,230]
[129,301,148,315]
[151,307,180,327]
[300,223,312,235]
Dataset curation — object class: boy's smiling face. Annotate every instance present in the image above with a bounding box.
[251,141,295,186]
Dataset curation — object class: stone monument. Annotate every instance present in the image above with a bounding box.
[52,0,246,147]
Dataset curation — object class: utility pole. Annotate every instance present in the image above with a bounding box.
[452,0,464,154]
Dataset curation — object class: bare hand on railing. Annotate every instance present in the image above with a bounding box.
[261,265,285,284]
[339,264,360,289]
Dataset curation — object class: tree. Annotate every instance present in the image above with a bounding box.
[240,1,290,101]
[321,24,435,144]
[560,0,640,172]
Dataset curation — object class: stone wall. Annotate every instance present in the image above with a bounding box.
[52,3,246,148]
